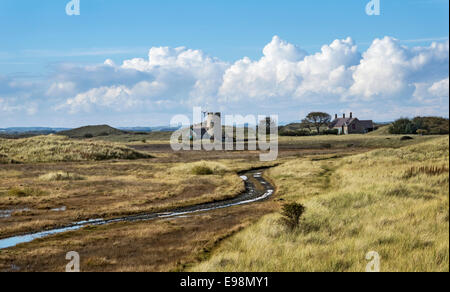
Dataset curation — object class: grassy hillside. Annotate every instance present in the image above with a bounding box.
[58,125,126,138]
[367,125,391,135]
[192,136,449,272]
[0,135,152,163]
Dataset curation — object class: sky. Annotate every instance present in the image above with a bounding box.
[0,0,449,127]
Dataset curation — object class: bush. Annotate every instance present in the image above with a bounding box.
[389,118,417,134]
[279,203,306,231]
[191,166,214,175]
[84,133,94,139]
[279,129,311,136]
[323,129,339,135]
[389,117,449,135]
[400,136,414,141]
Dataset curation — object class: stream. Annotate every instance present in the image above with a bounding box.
[0,168,274,250]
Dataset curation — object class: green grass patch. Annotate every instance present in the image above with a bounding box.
[7,187,47,197]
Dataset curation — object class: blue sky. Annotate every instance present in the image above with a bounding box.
[0,0,449,127]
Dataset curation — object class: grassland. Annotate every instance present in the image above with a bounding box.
[278,133,435,149]
[192,136,449,272]
[0,135,151,163]
[0,157,273,238]
[0,132,447,272]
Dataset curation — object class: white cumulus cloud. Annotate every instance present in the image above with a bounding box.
[1,36,448,124]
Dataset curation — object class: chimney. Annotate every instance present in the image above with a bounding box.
[335,114,338,119]
[343,113,346,119]
[350,112,353,119]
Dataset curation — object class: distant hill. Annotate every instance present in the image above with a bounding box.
[58,125,126,139]
[118,127,153,133]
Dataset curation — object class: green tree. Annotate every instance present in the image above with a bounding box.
[302,112,332,134]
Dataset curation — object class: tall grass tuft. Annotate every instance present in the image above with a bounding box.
[403,165,449,178]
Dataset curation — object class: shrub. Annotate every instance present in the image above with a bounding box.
[191,166,214,175]
[84,133,94,139]
[279,203,306,231]
[400,136,414,141]
[279,129,311,136]
[389,118,417,134]
[389,117,449,135]
[323,129,339,135]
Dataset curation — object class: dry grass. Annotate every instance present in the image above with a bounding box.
[38,171,85,181]
[172,161,230,176]
[278,133,438,149]
[0,158,256,238]
[0,192,277,272]
[0,153,18,164]
[0,135,151,163]
[192,137,449,272]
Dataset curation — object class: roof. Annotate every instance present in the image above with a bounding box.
[329,118,357,128]
[329,118,374,129]
[359,120,374,129]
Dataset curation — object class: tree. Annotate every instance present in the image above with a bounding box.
[258,117,277,134]
[303,112,332,134]
[299,118,313,132]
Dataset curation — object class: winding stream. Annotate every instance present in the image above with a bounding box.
[0,168,274,250]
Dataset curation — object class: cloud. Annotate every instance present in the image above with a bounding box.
[0,36,449,124]
[219,36,308,102]
[350,37,449,100]
[413,77,449,103]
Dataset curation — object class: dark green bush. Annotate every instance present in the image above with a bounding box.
[389,117,449,135]
[323,129,339,135]
[279,129,311,136]
[280,203,306,231]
